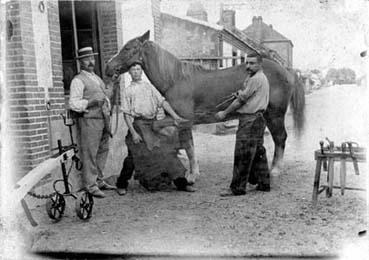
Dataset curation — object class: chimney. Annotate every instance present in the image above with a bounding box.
[220,9,235,29]
[252,16,258,24]
[252,16,263,42]
[186,1,208,21]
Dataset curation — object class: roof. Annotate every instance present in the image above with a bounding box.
[160,12,287,65]
[161,12,223,31]
[243,16,293,46]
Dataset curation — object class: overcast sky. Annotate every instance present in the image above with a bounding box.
[161,0,368,76]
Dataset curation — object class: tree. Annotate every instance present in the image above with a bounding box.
[325,68,356,84]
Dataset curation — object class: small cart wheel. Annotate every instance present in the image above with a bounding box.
[46,193,65,221]
[75,191,94,220]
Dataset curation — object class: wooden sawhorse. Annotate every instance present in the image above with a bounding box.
[312,141,366,206]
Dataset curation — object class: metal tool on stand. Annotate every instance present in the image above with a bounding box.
[312,138,366,206]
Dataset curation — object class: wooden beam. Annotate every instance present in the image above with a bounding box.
[11,149,75,204]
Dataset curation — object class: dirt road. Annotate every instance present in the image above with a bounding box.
[9,85,369,258]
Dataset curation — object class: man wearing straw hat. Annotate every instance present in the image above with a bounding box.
[69,46,119,198]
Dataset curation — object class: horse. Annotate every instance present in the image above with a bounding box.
[106,30,305,183]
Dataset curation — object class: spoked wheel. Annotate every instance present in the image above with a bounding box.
[75,191,94,220]
[45,193,66,221]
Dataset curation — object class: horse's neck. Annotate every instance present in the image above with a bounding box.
[142,43,195,93]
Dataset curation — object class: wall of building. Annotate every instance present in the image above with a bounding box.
[6,0,49,178]
[151,0,161,43]
[5,0,124,178]
[160,14,219,58]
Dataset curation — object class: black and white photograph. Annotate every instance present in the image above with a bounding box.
[0,0,368,259]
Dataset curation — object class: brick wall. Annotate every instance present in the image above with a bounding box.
[151,0,161,43]
[47,0,65,118]
[6,0,50,177]
[97,1,119,80]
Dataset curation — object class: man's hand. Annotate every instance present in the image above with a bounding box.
[215,111,227,121]
[132,132,143,144]
[173,116,189,127]
[88,99,105,108]
[112,73,120,82]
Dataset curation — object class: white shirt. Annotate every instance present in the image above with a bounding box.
[69,70,111,112]
[121,80,165,119]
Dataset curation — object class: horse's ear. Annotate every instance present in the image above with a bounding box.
[139,30,150,43]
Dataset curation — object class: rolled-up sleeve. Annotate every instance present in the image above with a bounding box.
[69,78,88,112]
[237,77,259,103]
[150,84,165,107]
[121,87,132,115]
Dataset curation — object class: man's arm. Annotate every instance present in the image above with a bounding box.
[215,76,258,121]
[124,113,142,144]
[150,84,188,123]
[69,78,88,112]
[162,101,188,122]
[215,98,243,121]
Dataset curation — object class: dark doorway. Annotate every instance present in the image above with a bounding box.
[58,0,102,94]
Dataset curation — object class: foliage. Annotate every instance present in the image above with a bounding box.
[325,68,356,84]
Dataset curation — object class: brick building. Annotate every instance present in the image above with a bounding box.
[243,16,293,68]
[3,0,160,179]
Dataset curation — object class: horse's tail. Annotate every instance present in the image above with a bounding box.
[290,71,305,135]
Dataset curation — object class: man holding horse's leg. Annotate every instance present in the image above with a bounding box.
[116,61,195,195]
[215,53,270,196]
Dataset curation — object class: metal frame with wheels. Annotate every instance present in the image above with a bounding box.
[43,112,94,222]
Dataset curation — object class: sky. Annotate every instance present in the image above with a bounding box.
[161,0,368,76]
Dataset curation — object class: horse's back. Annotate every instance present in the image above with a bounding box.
[262,59,295,110]
[167,59,296,123]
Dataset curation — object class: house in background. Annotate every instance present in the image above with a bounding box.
[159,2,261,70]
[159,2,287,70]
[243,16,293,68]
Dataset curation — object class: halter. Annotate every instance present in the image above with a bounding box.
[125,40,147,68]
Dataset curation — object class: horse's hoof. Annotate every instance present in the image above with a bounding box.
[186,172,200,185]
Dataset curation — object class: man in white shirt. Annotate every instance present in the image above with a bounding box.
[69,47,118,198]
[116,61,195,195]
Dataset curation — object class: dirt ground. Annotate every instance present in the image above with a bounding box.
[3,85,369,259]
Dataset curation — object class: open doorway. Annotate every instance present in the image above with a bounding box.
[58,0,102,94]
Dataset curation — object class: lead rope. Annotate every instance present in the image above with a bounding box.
[111,82,120,137]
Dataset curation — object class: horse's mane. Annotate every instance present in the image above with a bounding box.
[151,42,207,84]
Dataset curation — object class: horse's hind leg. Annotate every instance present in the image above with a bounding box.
[264,111,287,176]
[179,128,200,184]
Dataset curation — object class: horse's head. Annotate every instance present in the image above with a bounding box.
[105,30,150,77]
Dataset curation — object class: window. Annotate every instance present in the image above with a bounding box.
[59,1,101,93]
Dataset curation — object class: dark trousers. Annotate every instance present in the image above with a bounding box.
[116,148,135,189]
[230,113,270,195]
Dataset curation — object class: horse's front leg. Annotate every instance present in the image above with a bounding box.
[184,140,200,185]
[179,128,200,184]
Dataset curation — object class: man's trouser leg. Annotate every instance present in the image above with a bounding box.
[230,137,257,194]
[250,116,270,186]
[78,118,105,191]
[116,147,135,189]
[96,129,110,186]
[230,117,258,195]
